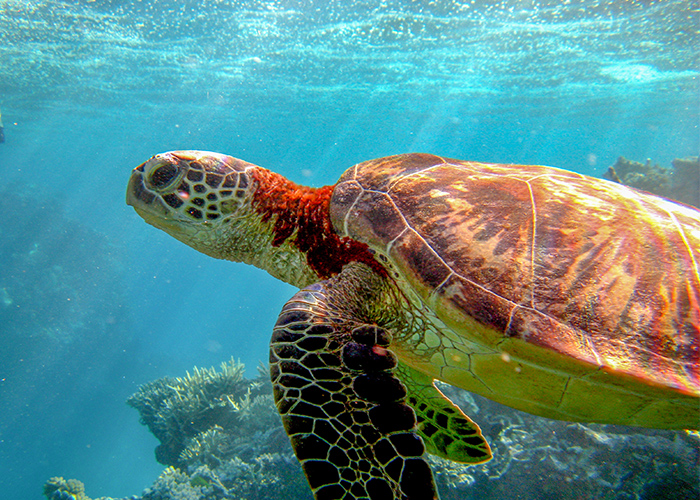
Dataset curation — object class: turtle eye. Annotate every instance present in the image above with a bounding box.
[150,163,179,188]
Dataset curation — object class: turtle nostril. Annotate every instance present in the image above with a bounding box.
[150,163,179,188]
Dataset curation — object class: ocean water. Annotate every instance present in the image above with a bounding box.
[0,0,698,499]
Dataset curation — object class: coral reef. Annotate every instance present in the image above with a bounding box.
[140,456,310,500]
[603,156,673,197]
[137,467,206,500]
[43,477,126,500]
[603,155,699,207]
[44,477,88,500]
[48,359,699,500]
[128,359,309,500]
[127,359,282,468]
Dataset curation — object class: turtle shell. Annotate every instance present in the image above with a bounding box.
[330,153,700,428]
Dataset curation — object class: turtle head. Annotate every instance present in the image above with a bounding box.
[126,150,260,261]
[127,150,330,286]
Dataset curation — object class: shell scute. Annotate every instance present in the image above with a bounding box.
[437,274,514,340]
[348,191,407,251]
[388,230,451,293]
[383,162,536,308]
[339,153,444,192]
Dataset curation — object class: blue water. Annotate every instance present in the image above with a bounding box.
[0,0,698,498]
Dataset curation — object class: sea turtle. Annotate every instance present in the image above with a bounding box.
[126,151,700,500]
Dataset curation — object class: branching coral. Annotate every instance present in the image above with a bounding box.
[127,357,273,467]
[43,477,88,500]
[179,426,233,469]
[140,466,206,500]
[43,476,122,500]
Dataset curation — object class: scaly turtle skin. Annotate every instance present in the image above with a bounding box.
[127,151,700,500]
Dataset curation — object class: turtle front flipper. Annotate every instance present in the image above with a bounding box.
[270,282,439,500]
[396,363,492,464]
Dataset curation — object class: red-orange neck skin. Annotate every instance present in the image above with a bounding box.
[251,168,385,281]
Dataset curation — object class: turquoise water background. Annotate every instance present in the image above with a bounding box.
[0,0,698,498]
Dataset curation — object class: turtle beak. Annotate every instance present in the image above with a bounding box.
[126,162,155,208]
[126,159,174,227]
